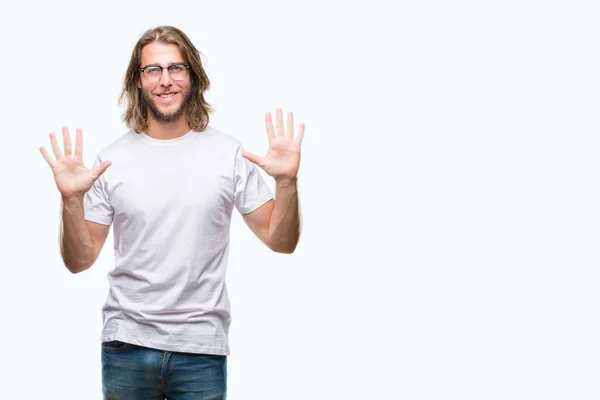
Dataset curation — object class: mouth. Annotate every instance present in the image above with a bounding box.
[156,92,179,101]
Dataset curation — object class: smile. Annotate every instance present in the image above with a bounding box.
[157,92,178,100]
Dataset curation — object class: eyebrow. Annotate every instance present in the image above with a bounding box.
[141,62,186,68]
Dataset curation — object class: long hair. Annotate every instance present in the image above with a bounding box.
[119,26,212,133]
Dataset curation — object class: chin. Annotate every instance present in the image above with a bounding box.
[150,105,186,123]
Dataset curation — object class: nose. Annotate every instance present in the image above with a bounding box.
[160,68,173,87]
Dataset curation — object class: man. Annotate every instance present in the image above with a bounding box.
[39,25,304,399]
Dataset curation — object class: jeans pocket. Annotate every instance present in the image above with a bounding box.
[101,340,131,351]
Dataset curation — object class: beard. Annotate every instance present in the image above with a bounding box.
[142,86,193,124]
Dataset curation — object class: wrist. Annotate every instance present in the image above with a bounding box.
[275,176,297,188]
[62,194,84,208]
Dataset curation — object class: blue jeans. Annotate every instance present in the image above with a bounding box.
[101,340,227,399]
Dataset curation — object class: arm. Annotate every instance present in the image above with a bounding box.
[242,109,304,254]
[40,126,112,273]
[61,196,110,274]
[243,178,300,254]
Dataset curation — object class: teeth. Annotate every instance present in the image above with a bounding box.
[159,93,175,98]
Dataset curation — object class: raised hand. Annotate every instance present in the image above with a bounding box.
[40,127,111,200]
[242,108,305,180]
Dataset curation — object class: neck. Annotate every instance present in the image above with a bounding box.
[145,114,191,140]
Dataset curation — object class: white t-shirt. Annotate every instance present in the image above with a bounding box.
[83,126,273,355]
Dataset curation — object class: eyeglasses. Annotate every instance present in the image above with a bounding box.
[139,63,190,83]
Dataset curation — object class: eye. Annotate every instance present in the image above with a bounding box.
[145,66,162,75]
[169,65,185,72]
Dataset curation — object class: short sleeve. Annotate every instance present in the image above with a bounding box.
[83,156,114,225]
[234,146,274,214]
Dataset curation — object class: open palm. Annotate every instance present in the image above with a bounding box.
[242,109,305,180]
[40,127,111,199]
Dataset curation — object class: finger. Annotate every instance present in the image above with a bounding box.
[276,108,284,138]
[92,161,112,179]
[287,112,294,140]
[62,126,72,156]
[39,146,57,168]
[50,132,63,161]
[74,128,83,158]
[241,152,263,166]
[295,123,305,146]
[265,112,275,141]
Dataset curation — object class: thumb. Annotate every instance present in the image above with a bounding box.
[242,152,263,166]
[92,160,112,179]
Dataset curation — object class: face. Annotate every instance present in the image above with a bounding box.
[138,42,192,124]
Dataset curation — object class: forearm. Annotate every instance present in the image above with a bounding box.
[269,178,300,253]
[60,196,94,273]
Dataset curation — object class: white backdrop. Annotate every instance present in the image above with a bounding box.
[3,0,600,399]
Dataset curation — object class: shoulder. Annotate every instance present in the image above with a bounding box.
[193,125,242,147]
[192,125,245,154]
[95,129,139,161]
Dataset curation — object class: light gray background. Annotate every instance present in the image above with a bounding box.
[3,0,600,399]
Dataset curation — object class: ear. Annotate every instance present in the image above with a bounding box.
[136,78,142,89]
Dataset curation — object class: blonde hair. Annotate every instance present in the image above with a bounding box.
[119,25,212,132]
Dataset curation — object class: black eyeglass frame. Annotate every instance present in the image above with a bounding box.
[139,63,191,81]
